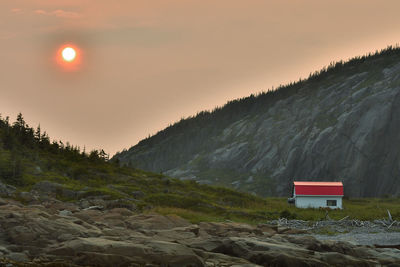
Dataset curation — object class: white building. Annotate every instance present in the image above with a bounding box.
[288,181,343,209]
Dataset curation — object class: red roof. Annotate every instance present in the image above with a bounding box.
[294,181,343,196]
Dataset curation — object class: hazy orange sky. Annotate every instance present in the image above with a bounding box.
[1,0,400,155]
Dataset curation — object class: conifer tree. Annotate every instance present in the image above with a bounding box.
[35,125,41,142]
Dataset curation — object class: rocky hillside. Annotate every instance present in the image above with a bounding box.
[114,46,400,197]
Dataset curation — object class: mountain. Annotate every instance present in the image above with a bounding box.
[114,46,400,198]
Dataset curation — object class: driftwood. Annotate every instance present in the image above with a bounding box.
[388,220,397,229]
[271,216,400,231]
[387,209,393,222]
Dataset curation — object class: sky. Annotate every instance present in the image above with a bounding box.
[1,0,400,156]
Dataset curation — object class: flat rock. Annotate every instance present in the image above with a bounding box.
[0,197,8,206]
[0,202,399,266]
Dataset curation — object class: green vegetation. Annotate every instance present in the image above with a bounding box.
[0,113,275,223]
[154,196,400,224]
[1,114,400,225]
[274,197,400,221]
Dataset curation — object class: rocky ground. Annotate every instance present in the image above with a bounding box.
[0,196,399,266]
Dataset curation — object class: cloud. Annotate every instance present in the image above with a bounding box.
[11,8,23,14]
[34,9,46,15]
[34,9,82,19]
[52,9,81,19]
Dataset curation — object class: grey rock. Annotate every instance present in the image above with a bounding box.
[58,209,73,216]
[32,180,63,194]
[0,197,7,206]
[18,192,36,203]
[0,182,16,197]
[0,246,9,254]
[79,199,91,209]
[7,252,29,262]
[88,197,106,207]
[32,181,79,199]
[0,202,399,266]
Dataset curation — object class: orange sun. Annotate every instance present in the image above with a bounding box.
[56,44,82,71]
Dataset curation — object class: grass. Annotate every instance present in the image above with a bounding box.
[15,165,400,225]
[147,196,400,224]
[6,157,400,225]
[4,151,400,225]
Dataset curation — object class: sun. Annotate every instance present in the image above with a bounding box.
[62,47,76,62]
[55,44,82,72]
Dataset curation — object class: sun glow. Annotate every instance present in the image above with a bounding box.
[62,47,76,62]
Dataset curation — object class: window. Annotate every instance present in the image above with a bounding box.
[327,200,337,206]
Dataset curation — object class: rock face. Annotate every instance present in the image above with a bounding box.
[114,49,400,197]
[0,198,399,266]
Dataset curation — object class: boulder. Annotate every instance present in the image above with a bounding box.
[198,222,264,237]
[6,225,39,245]
[7,252,29,262]
[48,237,204,267]
[18,192,37,203]
[126,214,191,230]
[0,197,8,206]
[0,181,16,197]
[32,181,63,194]
[257,223,278,235]
[105,199,136,210]
[145,240,204,267]
[59,210,73,216]
[32,181,79,199]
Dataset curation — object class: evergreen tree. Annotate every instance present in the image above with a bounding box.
[35,125,41,142]
[13,113,26,133]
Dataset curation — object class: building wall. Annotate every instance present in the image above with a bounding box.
[295,196,342,209]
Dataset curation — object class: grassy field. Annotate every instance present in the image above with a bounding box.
[10,160,400,225]
[153,196,400,224]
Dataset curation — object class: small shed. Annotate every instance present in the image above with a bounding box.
[288,181,343,209]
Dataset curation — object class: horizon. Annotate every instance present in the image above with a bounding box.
[2,0,400,156]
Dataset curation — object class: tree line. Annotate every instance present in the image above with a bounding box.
[0,113,110,184]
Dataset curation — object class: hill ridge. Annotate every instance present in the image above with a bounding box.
[114,45,400,197]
